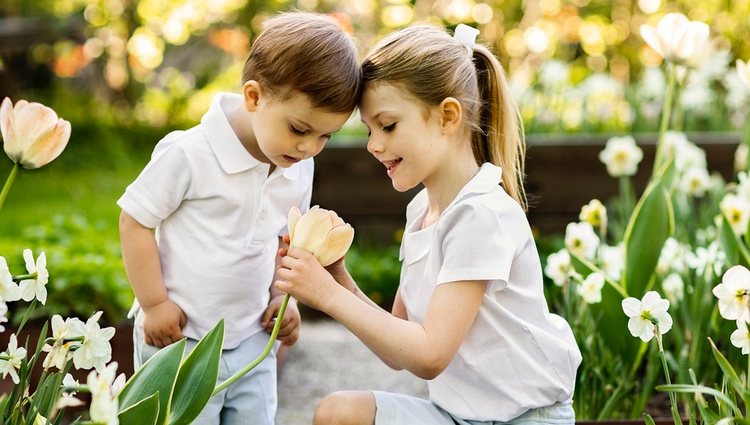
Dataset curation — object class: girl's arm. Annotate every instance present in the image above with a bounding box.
[276,248,486,379]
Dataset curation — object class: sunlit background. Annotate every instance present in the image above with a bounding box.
[1,0,749,135]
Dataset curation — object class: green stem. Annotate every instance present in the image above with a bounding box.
[656,328,682,424]
[0,162,19,212]
[212,294,290,396]
[652,64,677,177]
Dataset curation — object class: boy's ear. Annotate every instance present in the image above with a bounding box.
[243,80,263,112]
[439,97,462,135]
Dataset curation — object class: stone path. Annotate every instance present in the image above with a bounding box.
[276,319,428,425]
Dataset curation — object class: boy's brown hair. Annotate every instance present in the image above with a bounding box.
[242,12,362,113]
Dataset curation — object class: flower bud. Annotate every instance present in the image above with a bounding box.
[0,97,71,169]
[287,206,354,266]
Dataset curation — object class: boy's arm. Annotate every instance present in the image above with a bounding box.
[119,210,186,347]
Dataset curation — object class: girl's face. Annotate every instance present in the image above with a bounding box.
[245,84,351,169]
[360,83,448,192]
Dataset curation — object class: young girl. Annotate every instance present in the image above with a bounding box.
[275,24,581,424]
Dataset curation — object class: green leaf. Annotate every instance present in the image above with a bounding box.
[169,320,224,425]
[708,338,745,397]
[643,413,656,425]
[119,392,160,425]
[570,251,635,355]
[622,168,674,295]
[118,339,186,425]
[657,384,742,417]
[720,214,750,268]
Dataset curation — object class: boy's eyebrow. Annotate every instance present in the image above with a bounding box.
[292,118,333,134]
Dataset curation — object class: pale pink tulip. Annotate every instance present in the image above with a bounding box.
[288,205,355,266]
[639,13,711,68]
[0,97,71,169]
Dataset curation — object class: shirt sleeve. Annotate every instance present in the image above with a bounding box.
[435,202,514,291]
[117,141,191,229]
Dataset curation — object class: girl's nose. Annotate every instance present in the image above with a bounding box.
[366,134,383,154]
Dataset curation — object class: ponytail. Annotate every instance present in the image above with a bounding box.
[472,46,527,211]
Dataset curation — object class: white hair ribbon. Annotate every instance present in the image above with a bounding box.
[453,23,479,54]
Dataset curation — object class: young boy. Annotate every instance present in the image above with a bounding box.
[117,12,361,424]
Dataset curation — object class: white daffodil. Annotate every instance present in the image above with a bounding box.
[686,241,726,279]
[87,362,120,425]
[0,300,7,332]
[678,167,711,198]
[713,265,750,323]
[661,273,685,304]
[579,199,607,232]
[565,222,600,260]
[674,139,707,172]
[622,291,673,342]
[544,249,573,287]
[72,311,115,371]
[0,257,21,303]
[599,243,625,281]
[598,135,643,177]
[56,373,85,409]
[738,59,750,91]
[0,334,27,383]
[42,315,85,370]
[18,249,48,304]
[639,13,711,68]
[736,143,749,174]
[657,237,688,276]
[731,320,750,355]
[720,194,750,236]
[577,272,605,304]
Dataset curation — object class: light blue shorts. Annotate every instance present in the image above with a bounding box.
[371,391,575,425]
[134,325,278,425]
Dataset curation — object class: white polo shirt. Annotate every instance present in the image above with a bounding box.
[118,93,313,349]
[399,163,581,421]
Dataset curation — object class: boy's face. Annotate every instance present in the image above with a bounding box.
[244,83,352,169]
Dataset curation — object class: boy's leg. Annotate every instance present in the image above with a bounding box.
[132,323,161,368]
[220,331,278,425]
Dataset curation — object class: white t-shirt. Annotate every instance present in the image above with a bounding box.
[118,93,313,349]
[398,162,581,421]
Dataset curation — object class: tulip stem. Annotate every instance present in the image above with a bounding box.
[0,162,19,213]
[212,294,290,396]
[652,64,676,177]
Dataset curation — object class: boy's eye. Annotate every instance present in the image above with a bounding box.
[290,126,307,135]
[383,123,396,132]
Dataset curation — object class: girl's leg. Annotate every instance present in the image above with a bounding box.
[313,391,376,425]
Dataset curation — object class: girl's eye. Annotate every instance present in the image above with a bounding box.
[383,123,396,132]
[290,126,307,136]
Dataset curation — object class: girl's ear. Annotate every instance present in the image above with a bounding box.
[243,80,263,112]
[439,97,462,135]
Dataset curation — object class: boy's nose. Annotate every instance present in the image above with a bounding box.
[296,137,316,156]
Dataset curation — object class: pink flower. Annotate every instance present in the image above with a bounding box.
[0,97,71,169]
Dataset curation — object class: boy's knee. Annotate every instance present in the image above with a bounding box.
[313,391,375,425]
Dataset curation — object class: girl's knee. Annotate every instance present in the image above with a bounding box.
[313,391,376,425]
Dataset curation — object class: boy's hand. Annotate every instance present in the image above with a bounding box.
[142,300,187,348]
[261,294,301,346]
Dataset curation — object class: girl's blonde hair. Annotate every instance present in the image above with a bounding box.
[362,25,527,210]
[242,12,362,113]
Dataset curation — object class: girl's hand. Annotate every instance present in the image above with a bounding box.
[275,247,340,311]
